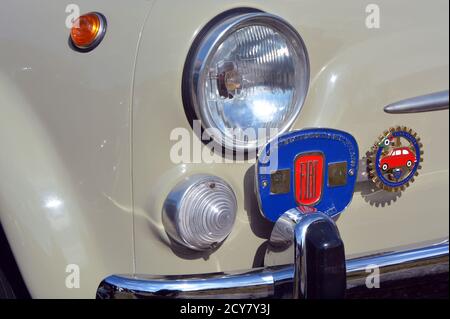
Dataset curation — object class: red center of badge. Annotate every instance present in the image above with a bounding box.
[294,153,324,206]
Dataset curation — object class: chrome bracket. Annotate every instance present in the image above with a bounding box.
[265,208,346,299]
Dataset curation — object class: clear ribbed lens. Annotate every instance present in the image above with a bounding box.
[186,13,309,151]
[163,175,237,251]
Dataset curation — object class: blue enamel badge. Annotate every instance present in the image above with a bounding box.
[256,128,359,222]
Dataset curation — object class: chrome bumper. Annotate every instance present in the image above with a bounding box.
[96,241,448,299]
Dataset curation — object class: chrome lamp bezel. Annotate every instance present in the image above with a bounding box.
[182,11,310,153]
[162,174,237,251]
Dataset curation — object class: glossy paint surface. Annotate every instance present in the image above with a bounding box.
[0,0,154,297]
[132,0,449,275]
[0,0,448,298]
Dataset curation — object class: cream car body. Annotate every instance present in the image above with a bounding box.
[0,0,448,298]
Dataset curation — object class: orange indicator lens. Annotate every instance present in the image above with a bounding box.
[70,13,104,50]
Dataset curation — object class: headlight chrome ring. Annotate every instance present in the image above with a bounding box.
[183,10,310,152]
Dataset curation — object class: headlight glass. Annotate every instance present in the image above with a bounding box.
[184,12,310,151]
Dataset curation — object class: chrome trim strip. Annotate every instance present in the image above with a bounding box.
[97,267,288,299]
[384,90,449,114]
[346,241,449,290]
[96,241,448,299]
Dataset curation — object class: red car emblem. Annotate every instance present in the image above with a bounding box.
[294,153,324,206]
[379,147,417,171]
[367,126,423,193]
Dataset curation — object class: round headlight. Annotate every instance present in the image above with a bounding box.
[183,12,310,151]
[163,175,237,251]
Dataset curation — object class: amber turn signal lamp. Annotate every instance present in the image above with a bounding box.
[70,12,106,52]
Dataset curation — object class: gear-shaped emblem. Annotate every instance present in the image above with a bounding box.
[367,126,423,192]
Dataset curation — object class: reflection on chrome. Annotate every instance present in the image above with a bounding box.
[96,241,448,299]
